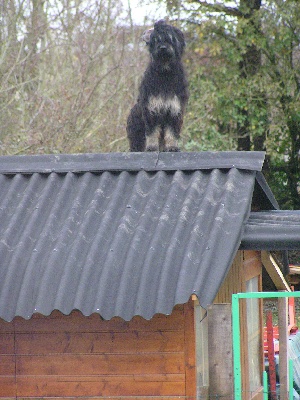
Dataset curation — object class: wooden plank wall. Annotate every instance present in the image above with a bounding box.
[0,303,195,399]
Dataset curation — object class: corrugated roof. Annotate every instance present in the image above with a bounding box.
[0,151,295,322]
[241,211,300,250]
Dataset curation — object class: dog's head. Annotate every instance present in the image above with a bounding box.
[143,20,186,64]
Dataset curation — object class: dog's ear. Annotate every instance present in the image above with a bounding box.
[172,26,186,53]
[142,28,153,44]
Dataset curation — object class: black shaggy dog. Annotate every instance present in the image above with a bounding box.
[127,20,189,152]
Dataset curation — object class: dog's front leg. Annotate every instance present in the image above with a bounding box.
[163,116,183,152]
[164,127,180,152]
[143,110,161,151]
[145,126,161,151]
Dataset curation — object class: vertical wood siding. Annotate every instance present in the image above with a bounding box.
[0,303,195,399]
[213,250,263,399]
[214,251,244,304]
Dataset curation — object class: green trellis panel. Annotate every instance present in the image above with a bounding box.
[232,291,300,400]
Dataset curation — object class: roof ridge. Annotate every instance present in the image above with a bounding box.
[0,151,265,174]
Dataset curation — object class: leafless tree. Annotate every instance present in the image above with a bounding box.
[0,0,149,154]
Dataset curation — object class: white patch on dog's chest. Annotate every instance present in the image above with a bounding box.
[148,95,181,116]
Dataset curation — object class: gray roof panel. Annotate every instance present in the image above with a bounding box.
[0,152,261,321]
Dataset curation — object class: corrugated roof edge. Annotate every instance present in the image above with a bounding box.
[253,171,280,210]
[0,151,265,174]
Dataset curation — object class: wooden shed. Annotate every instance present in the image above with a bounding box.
[0,151,299,399]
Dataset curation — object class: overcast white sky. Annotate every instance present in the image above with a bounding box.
[125,0,167,25]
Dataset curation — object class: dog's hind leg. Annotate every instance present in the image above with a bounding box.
[127,104,146,152]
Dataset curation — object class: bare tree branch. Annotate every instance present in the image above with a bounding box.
[189,0,244,17]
